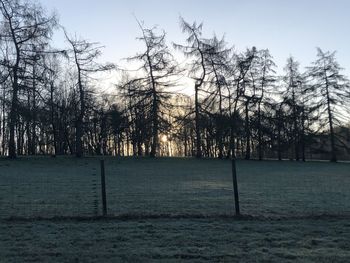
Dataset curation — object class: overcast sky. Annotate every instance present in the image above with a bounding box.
[42,0,350,83]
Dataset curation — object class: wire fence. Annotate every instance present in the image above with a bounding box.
[0,157,350,220]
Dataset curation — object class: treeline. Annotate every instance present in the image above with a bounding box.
[0,0,349,161]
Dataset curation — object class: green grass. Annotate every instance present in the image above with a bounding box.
[0,156,349,218]
[1,157,350,262]
[1,218,350,262]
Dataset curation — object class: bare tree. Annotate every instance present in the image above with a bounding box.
[0,0,57,158]
[203,35,232,158]
[64,30,114,157]
[228,47,256,159]
[307,48,350,162]
[123,20,177,157]
[175,17,211,158]
[255,49,276,160]
[282,56,304,160]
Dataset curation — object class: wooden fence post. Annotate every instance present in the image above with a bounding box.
[231,158,240,216]
[100,159,107,216]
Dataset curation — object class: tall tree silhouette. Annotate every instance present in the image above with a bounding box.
[307,48,350,162]
[0,0,57,158]
[254,49,276,160]
[175,17,210,158]
[122,20,177,157]
[232,47,257,159]
[203,35,232,158]
[64,30,114,157]
[282,56,304,160]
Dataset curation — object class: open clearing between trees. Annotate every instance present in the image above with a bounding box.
[0,157,349,261]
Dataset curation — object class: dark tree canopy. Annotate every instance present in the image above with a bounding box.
[0,4,349,162]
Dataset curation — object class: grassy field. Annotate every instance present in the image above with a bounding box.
[0,157,350,262]
[0,157,349,218]
[1,217,350,262]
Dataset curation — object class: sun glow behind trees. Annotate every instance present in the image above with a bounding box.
[0,0,349,160]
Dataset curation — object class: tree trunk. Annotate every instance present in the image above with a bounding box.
[26,90,32,155]
[245,100,251,160]
[301,108,306,162]
[325,84,337,162]
[30,65,37,155]
[150,91,158,157]
[50,83,57,156]
[9,72,18,158]
[76,68,84,158]
[292,92,299,161]
[257,102,263,160]
[277,126,282,161]
[195,84,202,158]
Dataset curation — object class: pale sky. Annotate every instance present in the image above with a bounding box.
[42,0,350,90]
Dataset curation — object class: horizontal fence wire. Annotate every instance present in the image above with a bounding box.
[0,157,97,218]
[0,157,349,220]
[105,158,235,217]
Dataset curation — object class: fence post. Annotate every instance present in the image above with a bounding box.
[100,159,107,217]
[231,158,240,216]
